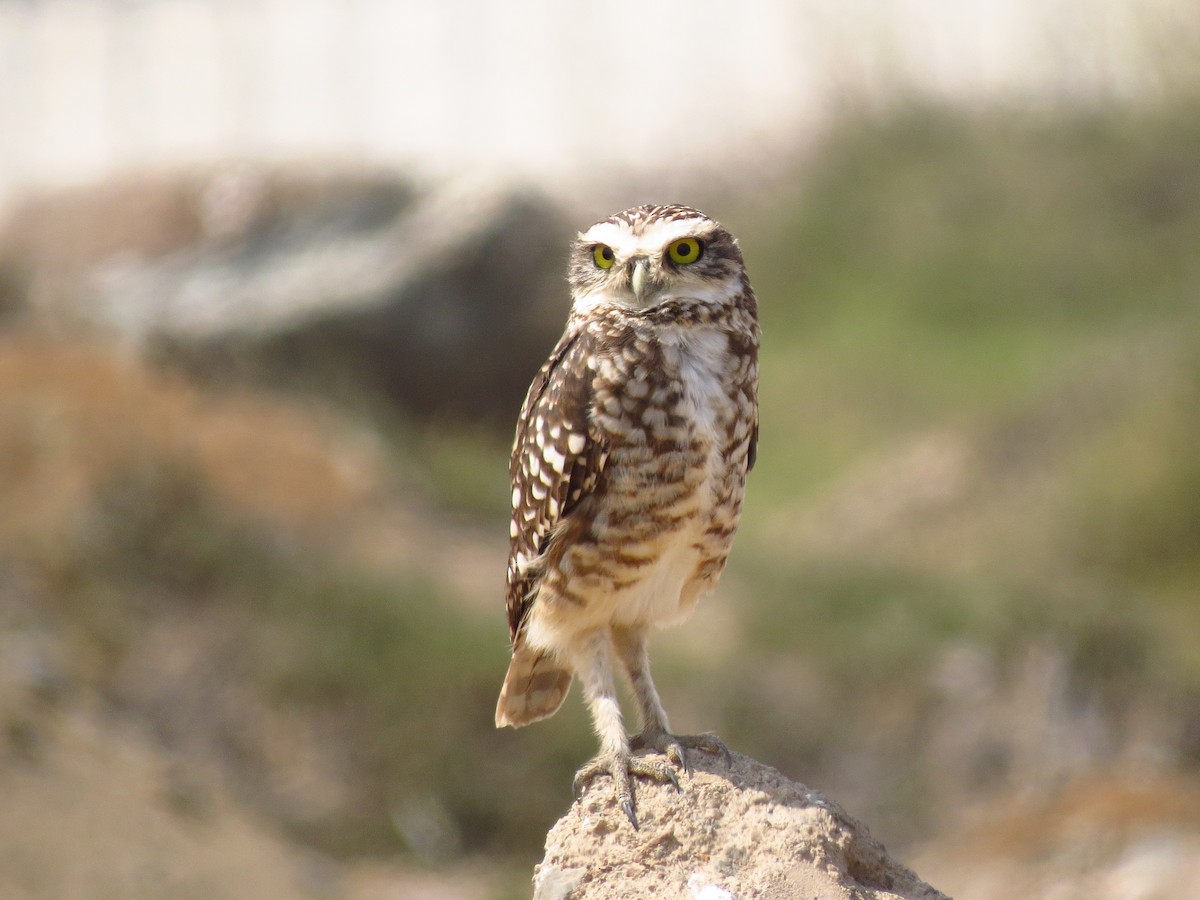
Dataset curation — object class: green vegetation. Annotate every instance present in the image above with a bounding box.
[715,100,1200,832]
[741,99,1200,642]
[740,104,1200,492]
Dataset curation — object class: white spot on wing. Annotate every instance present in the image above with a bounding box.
[544,445,567,474]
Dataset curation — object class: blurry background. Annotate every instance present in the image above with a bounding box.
[1,1,1199,898]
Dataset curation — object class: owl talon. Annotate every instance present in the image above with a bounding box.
[572,758,603,802]
[692,732,733,768]
[573,750,685,827]
[621,797,638,830]
[630,730,731,774]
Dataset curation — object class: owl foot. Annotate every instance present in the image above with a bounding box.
[573,750,681,829]
[630,729,732,775]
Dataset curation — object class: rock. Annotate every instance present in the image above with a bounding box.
[1,168,572,420]
[535,750,947,899]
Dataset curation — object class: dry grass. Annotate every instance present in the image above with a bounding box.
[0,333,390,553]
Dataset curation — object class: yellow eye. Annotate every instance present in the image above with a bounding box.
[593,244,615,269]
[667,237,702,265]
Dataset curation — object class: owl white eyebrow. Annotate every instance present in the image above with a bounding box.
[580,218,713,260]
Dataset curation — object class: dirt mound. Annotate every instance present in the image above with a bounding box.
[535,750,946,899]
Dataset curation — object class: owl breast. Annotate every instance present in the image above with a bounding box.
[525,316,753,651]
[611,325,742,625]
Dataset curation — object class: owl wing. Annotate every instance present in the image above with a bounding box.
[505,325,607,644]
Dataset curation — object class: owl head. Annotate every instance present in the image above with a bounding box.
[567,204,746,315]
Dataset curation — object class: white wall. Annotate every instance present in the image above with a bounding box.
[0,0,1194,207]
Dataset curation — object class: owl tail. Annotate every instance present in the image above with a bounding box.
[495,647,573,728]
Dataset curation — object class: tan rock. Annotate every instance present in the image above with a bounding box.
[535,750,946,900]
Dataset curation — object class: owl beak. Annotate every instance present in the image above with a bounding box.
[630,257,651,304]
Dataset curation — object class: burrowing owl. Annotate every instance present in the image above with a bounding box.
[495,204,759,827]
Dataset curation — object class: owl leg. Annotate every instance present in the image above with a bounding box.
[611,626,732,775]
[572,630,680,829]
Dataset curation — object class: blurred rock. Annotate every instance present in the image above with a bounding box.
[536,749,946,900]
[914,772,1200,899]
[0,172,214,324]
[0,168,572,420]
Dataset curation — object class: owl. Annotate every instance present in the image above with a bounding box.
[495,204,759,828]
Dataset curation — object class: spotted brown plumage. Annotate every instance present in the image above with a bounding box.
[495,204,759,828]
